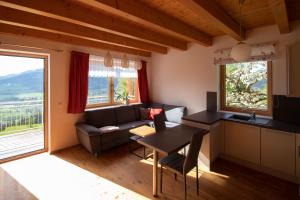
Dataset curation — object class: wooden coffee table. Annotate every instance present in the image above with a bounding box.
[129,125,155,158]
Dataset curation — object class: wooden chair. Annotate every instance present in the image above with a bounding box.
[159,132,203,200]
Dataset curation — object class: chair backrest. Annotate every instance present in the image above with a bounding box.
[183,132,203,174]
[153,112,166,132]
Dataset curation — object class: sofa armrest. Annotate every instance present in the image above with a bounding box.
[76,123,102,136]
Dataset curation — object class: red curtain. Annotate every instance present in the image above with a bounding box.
[68,51,90,114]
[138,60,150,103]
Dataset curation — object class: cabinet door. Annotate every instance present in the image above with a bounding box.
[211,122,224,161]
[261,128,295,175]
[225,121,260,164]
[296,134,300,177]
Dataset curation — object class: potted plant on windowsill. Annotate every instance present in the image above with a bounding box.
[115,88,130,105]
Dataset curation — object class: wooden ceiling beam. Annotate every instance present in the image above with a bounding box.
[0,23,151,57]
[176,0,245,41]
[76,0,212,46]
[0,0,187,50]
[268,0,290,34]
[0,6,167,54]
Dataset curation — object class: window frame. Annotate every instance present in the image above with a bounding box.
[220,61,273,116]
[86,76,140,109]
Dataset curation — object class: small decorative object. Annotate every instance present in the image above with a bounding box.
[104,51,113,68]
[135,60,142,70]
[230,0,251,62]
[115,88,130,105]
[121,54,129,68]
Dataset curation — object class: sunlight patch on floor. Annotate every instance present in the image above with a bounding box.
[1,153,150,200]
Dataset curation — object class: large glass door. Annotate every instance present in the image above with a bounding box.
[0,52,47,162]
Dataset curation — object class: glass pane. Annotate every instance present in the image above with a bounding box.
[114,78,137,103]
[225,61,268,110]
[87,76,110,105]
[0,54,45,160]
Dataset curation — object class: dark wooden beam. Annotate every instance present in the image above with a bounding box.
[176,0,245,40]
[268,0,290,33]
[0,23,151,57]
[0,0,187,50]
[0,6,167,54]
[77,0,212,46]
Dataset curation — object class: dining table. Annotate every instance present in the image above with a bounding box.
[137,124,209,197]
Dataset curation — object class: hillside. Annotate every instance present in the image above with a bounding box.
[0,69,44,102]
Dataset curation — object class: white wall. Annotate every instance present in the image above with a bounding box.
[150,21,300,114]
[0,33,150,152]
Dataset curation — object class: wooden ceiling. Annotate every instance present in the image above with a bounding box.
[0,0,299,57]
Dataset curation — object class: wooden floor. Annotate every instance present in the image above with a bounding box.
[0,129,44,160]
[0,144,299,200]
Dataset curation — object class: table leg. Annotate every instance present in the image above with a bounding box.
[153,149,158,197]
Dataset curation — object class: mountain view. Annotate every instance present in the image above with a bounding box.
[0,69,44,102]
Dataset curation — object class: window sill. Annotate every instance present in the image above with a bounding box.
[85,102,142,111]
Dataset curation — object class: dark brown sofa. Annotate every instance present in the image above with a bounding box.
[76,103,186,156]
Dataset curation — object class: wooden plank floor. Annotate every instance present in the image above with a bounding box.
[0,130,44,160]
[0,145,299,200]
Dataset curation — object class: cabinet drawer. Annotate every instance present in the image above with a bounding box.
[261,128,295,175]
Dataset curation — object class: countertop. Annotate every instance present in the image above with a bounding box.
[182,110,300,133]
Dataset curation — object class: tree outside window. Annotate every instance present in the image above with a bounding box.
[220,61,272,115]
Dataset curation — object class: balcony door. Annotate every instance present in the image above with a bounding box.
[0,51,48,162]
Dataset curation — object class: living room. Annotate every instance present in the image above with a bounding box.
[0,0,300,199]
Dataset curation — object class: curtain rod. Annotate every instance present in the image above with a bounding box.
[0,41,63,52]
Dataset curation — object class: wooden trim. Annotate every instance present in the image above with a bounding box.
[0,23,151,57]
[0,50,49,162]
[176,0,245,41]
[220,61,273,116]
[0,0,188,50]
[86,76,140,109]
[0,6,167,54]
[0,149,46,164]
[79,0,212,46]
[268,0,290,34]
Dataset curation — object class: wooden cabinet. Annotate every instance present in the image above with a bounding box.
[210,122,224,161]
[288,42,300,97]
[261,128,295,175]
[296,134,300,177]
[225,121,260,164]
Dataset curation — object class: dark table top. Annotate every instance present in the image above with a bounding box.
[138,124,208,155]
[182,110,233,125]
[182,110,300,133]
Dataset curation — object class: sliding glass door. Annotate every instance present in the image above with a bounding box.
[0,52,47,162]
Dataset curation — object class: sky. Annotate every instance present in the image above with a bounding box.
[0,55,44,77]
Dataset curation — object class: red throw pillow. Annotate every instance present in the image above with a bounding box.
[149,108,163,120]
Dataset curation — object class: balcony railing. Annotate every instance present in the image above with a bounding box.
[0,100,44,136]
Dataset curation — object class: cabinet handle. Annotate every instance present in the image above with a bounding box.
[298,146,300,157]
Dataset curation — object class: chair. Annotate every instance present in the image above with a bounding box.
[153,112,166,132]
[129,113,166,159]
[159,132,203,200]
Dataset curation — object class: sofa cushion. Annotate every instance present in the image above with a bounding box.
[130,104,143,120]
[149,103,164,109]
[118,120,152,131]
[140,107,151,120]
[165,121,180,128]
[99,126,120,133]
[164,106,185,123]
[149,108,164,120]
[86,108,116,128]
[115,106,136,124]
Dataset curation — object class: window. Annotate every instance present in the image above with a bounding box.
[87,55,139,107]
[220,61,272,115]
